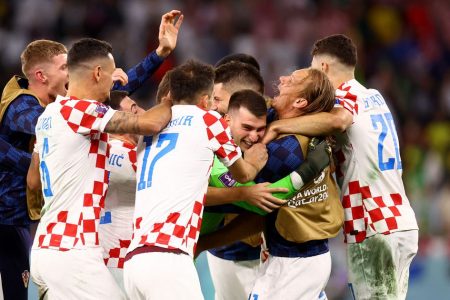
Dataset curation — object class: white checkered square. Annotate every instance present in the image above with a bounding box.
[60,98,111,136]
[203,111,240,167]
[34,96,112,251]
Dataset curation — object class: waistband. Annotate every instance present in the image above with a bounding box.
[125,245,187,262]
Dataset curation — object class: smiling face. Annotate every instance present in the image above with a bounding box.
[226,106,266,151]
[271,69,309,118]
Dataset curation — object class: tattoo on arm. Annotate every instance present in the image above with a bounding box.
[104,111,141,134]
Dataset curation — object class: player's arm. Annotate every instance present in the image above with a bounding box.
[207,138,331,212]
[226,143,268,183]
[0,136,32,175]
[111,10,183,94]
[5,95,44,136]
[196,212,264,257]
[27,152,41,192]
[262,107,353,144]
[104,100,171,135]
[206,183,287,213]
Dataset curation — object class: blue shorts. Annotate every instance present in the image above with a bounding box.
[0,224,31,300]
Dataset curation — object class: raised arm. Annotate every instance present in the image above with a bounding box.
[104,100,171,135]
[111,10,183,94]
[262,107,353,144]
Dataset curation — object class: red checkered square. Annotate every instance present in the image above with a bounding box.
[137,199,204,256]
[336,83,359,115]
[203,112,240,167]
[59,98,110,136]
[104,239,131,269]
[343,180,408,243]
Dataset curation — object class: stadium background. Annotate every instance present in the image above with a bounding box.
[0,0,448,298]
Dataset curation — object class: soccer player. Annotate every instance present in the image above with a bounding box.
[211,60,264,115]
[263,34,419,300]
[99,90,143,295]
[248,68,342,300]
[1,9,183,299]
[201,69,341,300]
[27,37,175,299]
[205,59,268,300]
[123,60,268,300]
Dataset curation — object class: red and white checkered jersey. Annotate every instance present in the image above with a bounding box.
[32,95,116,251]
[334,79,418,243]
[129,105,241,257]
[99,139,136,268]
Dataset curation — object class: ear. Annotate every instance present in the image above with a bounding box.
[321,62,329,73]
[93,65,102,83]
[223,113,231,124]
[198,94,210,109]
[293,97,308,109]
[34,69,47,84]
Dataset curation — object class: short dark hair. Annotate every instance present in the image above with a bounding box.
[215,53,260,71]
[156,71,172,103]
[107,90,129,110]
[67,38,113,70]
[228,89,267,118]
[311,34,357,67]
[169,60,215,104]
[215,61,264,95]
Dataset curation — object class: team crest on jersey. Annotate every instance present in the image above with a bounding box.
[95,103,109,115]
[219,172,236,187]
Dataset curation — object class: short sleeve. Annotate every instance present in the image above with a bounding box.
[59,99,116,135]
[203,111,241,167]
[335,86,358,115]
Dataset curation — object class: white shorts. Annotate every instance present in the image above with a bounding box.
[250,251,331,300]
[109,268,127,299]
[30,247,124,299]
[206,252,260,300]
[123,252,203,300]
[347,230,418,300]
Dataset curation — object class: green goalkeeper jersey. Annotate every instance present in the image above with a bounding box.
[201,156,298,235]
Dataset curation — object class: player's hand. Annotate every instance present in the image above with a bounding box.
[295,137,332,184]
[243,183,288,213]
[243,143,268,172]
[112,68,128,86]
[156,10,184,58]
[261,122,278,144]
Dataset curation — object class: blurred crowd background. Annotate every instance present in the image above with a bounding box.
[1,0,449,298]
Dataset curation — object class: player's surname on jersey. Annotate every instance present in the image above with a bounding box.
[36,116,52,132]
[166,115,194,128]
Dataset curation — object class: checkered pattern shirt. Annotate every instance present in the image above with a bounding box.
[130,106,241,257]
[99,139,136,268]
[0,52,163,226]
[334,79,418,243]
[32,96,116,251]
